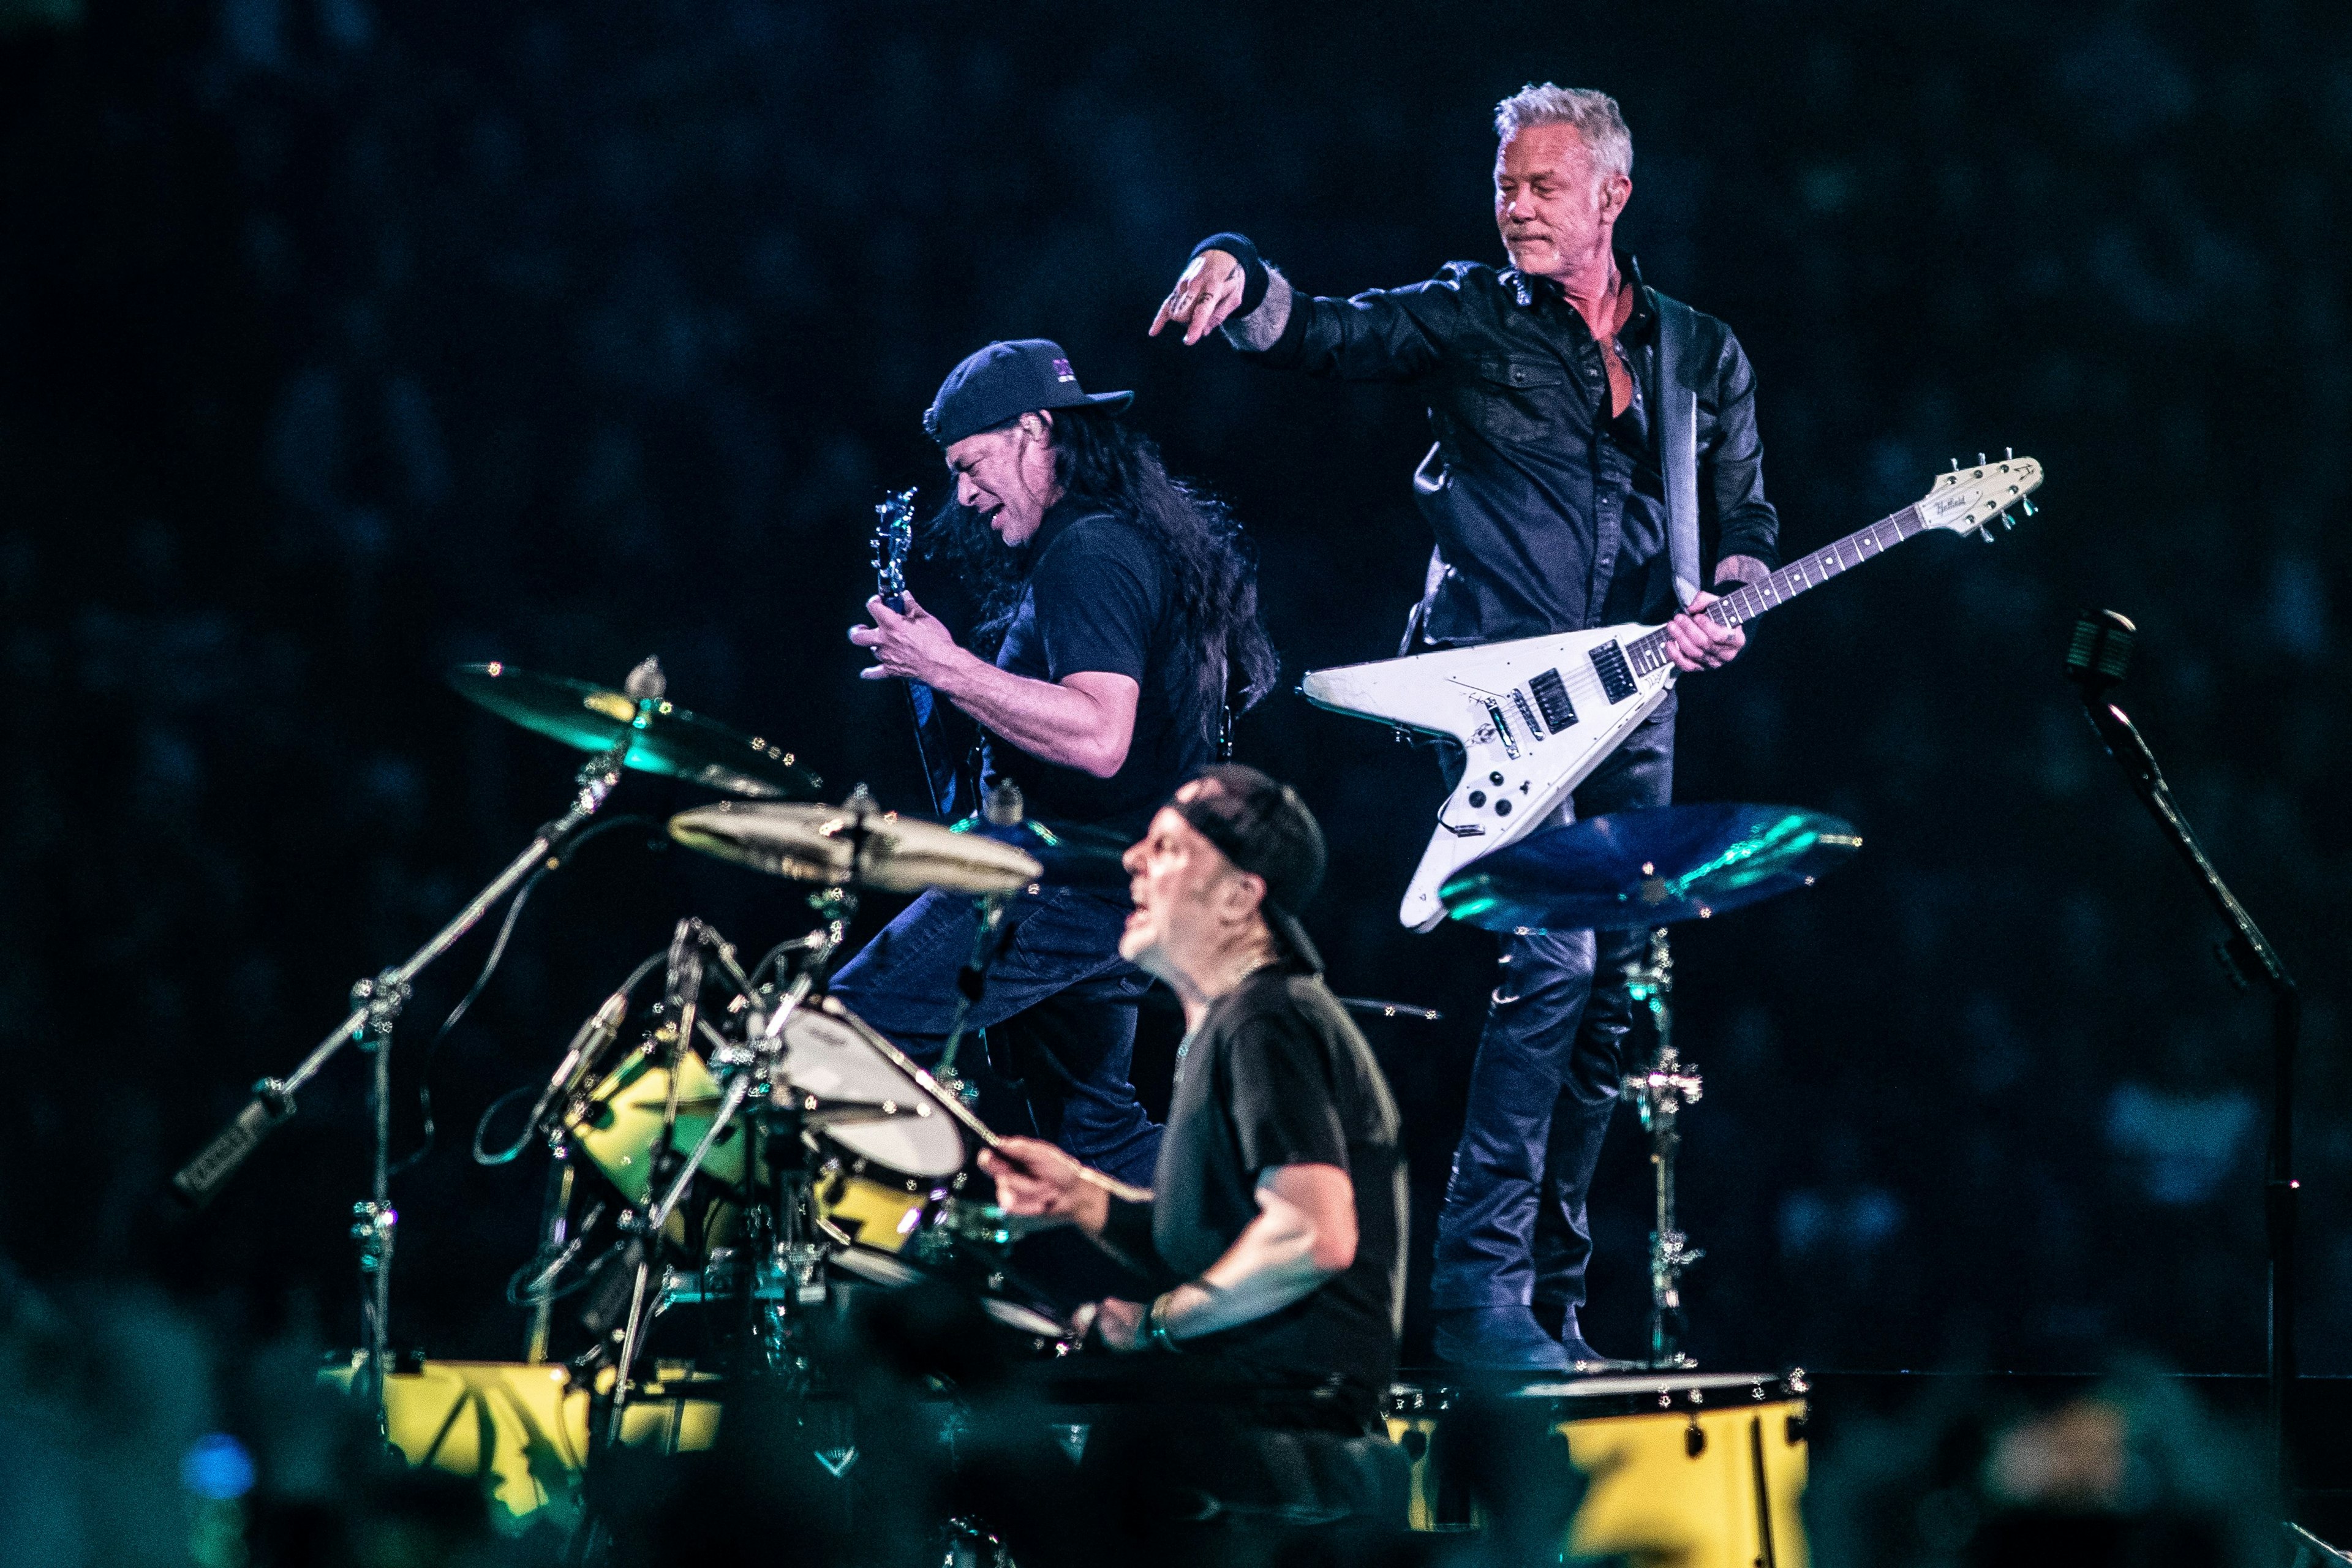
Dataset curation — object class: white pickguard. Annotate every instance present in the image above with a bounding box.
[1300,624,1678,930]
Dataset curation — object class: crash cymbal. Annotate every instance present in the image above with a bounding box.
[1441,803,1861,932]
[948,815,1132,889]
[449,662,820,800]
[668,795,1042,895]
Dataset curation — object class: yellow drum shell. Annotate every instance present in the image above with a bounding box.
[565,1041,748,1205]
[813,1160,944,1256]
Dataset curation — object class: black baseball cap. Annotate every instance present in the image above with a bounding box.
[1170,764,1328,974]
[923,338,1133,448]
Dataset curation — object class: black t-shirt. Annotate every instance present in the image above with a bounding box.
[1140,967,1406,1412]
[983,498,1217,836]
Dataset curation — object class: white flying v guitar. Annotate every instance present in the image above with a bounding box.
[1302,454,2045,929]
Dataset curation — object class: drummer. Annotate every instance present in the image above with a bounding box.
[978,766,1408,1551]
[841,339,1276,1186]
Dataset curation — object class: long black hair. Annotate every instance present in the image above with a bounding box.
[922,405,1280,717]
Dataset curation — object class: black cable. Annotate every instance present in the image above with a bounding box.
[388,813,655,1178]
[471,948,666,1167]
[469,1084,540,1166]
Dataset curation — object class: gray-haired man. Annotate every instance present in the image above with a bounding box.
[1151,85,1782,1370]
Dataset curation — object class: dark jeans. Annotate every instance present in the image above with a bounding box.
[828,884,1162,1188]
[1429,704,1675,1321]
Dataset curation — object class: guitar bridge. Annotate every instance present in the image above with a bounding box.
[1483,702,1521,760]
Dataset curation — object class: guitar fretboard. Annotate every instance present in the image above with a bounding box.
[1626,503,1928,676]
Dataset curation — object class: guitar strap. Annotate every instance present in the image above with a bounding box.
[1651,292,1705,609]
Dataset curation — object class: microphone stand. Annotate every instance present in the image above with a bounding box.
[170,658,667,1415]
[2070,616,2301,1502]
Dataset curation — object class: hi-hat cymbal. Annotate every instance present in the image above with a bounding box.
[668,796,1043,895]
[449,662,820,800]
[1441,803,1861,932]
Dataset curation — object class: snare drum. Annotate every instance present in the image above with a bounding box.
[1385,1371,1810,1564]
[775,996,973,1273]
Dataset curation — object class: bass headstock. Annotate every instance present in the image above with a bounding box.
[870,486,919,609]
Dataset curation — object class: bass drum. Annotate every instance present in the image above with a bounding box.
[775,996,973,1272]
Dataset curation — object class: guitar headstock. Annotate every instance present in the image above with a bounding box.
[870,486,918,608]
[1913,452,2043,540]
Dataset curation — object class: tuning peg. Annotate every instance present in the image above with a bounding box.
[1977,452,1986,467]
[1980,526,1997,543]
[2021,498,2037,516]
[2004,447,2013,460]
[1950,458,1960,471]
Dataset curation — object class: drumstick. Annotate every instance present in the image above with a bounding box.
[853,1001,1155,1205]
[939,1085,1152,1203]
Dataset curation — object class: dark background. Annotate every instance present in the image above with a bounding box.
[1,0,2344,1379]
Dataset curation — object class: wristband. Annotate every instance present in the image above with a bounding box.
[1145,1292,1185,1354]
[1189,233,1270,318]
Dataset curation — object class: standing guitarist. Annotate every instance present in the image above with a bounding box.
[840,338,1277,1186]
[1152,85,1779,1368]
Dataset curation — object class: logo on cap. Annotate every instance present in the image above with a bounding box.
[1050,358,1076,383]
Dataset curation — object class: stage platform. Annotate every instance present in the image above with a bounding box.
[347,1359,2352,1560]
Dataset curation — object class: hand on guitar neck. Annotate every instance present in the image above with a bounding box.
[853,589,969,689]
[1661,556,1768,673]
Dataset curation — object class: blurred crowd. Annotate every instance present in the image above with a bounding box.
[0,1267,2289,1567]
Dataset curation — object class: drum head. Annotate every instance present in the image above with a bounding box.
[779,999,970,1178]
[828,1245,927,1290]
[980,1297,1071,1341]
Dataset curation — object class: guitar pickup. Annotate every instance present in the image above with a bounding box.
[1589,642,1638,704]
[1528,668,1577,730]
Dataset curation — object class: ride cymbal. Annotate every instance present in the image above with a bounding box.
[449,662,820,800]
[1441,803,1861,932]
[668,796,1042,895]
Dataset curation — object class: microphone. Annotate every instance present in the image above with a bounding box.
[513,990,630,1150]
[2065,609,2162,790]
[2065,609,2136,693]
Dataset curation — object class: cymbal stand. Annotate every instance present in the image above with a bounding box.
[603,894,854,1436]
[935,780,1030,1105]
[1621,928,1703,1370]
[172,665,664,1415]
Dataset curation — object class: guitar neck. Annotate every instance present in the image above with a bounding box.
[1627,501,1928,674]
